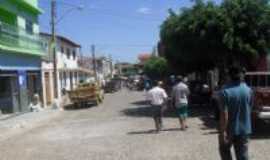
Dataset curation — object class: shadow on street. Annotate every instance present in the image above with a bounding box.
[123,101,218,129]
[127,129,158,135]
[124,101,270,139]
[122,105,179,118]
[127,128,182,135]
[251,120,270,139]
[199,116,218,130]
[131,100,149,106]
[64,103,96,111]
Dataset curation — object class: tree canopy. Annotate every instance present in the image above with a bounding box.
[160,0,270,73]
[143,57,169,80]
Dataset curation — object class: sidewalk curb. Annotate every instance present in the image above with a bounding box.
[0,110,61,142]
[0,111,31,121]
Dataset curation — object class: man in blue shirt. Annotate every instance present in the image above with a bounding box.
[219,66,253,160]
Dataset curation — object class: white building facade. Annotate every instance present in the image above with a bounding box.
[96,57,113,81]
[40,33,91,108]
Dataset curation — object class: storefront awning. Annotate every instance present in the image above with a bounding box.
[0,66,40,71]
[0,52,41,71]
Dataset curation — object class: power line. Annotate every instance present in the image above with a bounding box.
[83,8,164,22]
[39,1,165,31]
[39,0,164,21]
[92,44,155,47]
[40,0,167,23]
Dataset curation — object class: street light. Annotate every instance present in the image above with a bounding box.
[51,0,83,107]
[55,5,83,24]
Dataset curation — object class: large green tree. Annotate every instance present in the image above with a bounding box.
[160,0,270,73]
[222,0,270,67]
[143,57,169,80]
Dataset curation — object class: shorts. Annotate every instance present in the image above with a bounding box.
[176,104,188,118]
[151,105,163,118]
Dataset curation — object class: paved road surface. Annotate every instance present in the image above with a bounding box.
[0,90,270,160]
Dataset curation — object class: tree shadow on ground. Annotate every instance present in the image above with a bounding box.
[251,120,270,139]
[125,101,208,117]
[123,101,218,130]
[199,116,218,130]
[127,101,270,138]
[64,103,96,111]
[121,105,177,118]
[127,129,158,135]
[200,118,270,139]
[131,100,149,106]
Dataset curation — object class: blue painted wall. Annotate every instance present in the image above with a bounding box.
[0,51,41,70]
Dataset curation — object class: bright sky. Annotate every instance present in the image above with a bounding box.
[39,0,220,63]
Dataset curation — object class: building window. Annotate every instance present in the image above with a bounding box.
[42,42,48,51]
[26,20,33,34]
[59,72,63,89]
[73,49,76,60]
[75,72,78,84]
[63,72,67,87]
[67,48,71,59]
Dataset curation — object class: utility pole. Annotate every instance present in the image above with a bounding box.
[92,45,97,81]
[109,54,113,78]
[152,45,158,57]
[117,60,122,76]
[51,0,58,99]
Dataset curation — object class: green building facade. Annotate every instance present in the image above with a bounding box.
[0,0,44,114]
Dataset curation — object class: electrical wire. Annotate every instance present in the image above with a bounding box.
[39,0,165,22]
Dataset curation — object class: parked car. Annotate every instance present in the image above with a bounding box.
[188,80,212,107]
[245,72,270,126]
[104,78,121,93]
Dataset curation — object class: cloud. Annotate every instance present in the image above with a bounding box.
[88,4,97,9]
[136,7,152,15]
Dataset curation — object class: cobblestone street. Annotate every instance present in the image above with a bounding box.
[0,90,270,160]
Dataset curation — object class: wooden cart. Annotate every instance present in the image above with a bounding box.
[68,83,104,107]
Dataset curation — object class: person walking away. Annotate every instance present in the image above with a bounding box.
[212,70,230,121]
[147,81,168,133]
[144,79,151,91]
[219,66,253,160]
[172,76,190,131]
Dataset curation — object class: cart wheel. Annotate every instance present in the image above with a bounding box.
[95,99,100,106]
[74,102,78,108]
[99,96,103,103]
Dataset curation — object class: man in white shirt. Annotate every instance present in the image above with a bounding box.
[147,81,168,133]
[172,76,190,131]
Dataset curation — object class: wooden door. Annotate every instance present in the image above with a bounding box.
[45,72,52,105]
[70,72,73,90]
[10,76,20,112]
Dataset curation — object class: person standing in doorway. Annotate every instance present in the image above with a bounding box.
[218,66,253,160]
[147,81,168,133]
[172,76,190,131]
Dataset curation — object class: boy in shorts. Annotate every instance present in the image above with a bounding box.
[172,76,190,130]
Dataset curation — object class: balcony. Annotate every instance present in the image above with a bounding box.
[0,21,45,56]
[13,0,42,14]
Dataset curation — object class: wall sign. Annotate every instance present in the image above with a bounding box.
[18,70,27,89]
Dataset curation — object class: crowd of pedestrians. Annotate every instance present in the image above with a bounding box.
[145,65,253,160]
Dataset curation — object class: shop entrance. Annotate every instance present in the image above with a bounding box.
[0,75,19,114]
[45,72,52,105]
